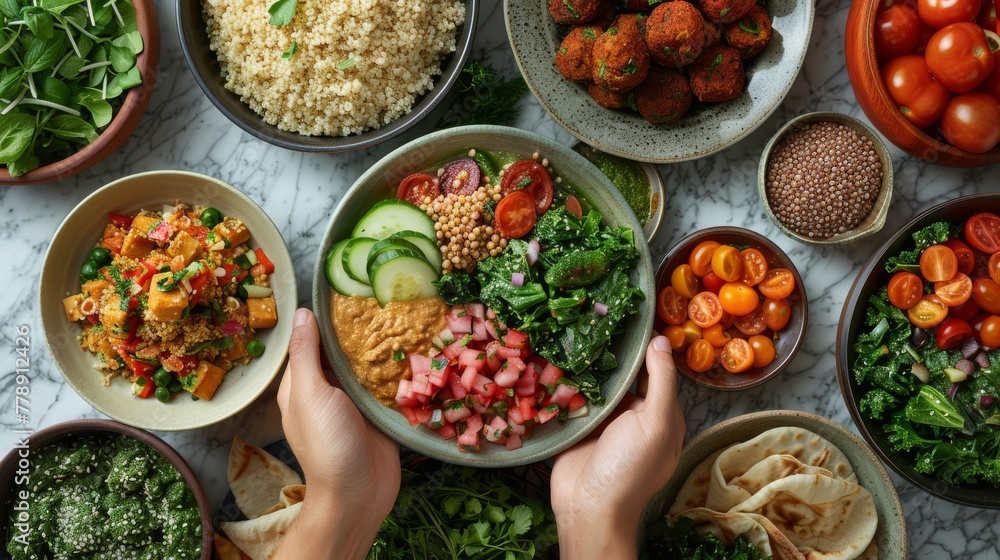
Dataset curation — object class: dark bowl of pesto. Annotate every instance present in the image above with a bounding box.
[1,419,212,559]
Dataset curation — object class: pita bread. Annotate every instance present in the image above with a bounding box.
[259,484,307,516]
[667,446,729,516]
[678,507,806,560]
[213,533,251,560]
[706,454,836,512]
[221,502,303,560]
[228,435,303,520]
[728,473,878,560]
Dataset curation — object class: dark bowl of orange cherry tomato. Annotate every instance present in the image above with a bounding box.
[654,227,808,390]
[837,193,1000,507]
[845,0,1000,166]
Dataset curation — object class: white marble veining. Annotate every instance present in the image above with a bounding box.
[1,1,999,557]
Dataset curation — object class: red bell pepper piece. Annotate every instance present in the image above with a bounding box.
[134,371,155,399]
[117,347,155,378]
[188,272,212,306]
[254,248,275,274]
[125,260,157,287]
[108,212,133,229]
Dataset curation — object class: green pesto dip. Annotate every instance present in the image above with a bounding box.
[584,152,651,225]
[6,434,202,560]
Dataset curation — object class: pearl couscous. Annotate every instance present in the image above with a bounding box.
[202,0,466,136]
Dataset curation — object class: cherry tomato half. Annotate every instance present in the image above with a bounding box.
[719,281,759,316]
[564,195,584,218]
[681,320,703,346]
[888,271,924,309]
[875,4,923,58]
[702,324,732,348]
[734,304,767,335]
[665,325,688,351]
[701,271,727,294]
[758,268,796,299]
[689,241,721,277]
[973,277,1000,313]
[740,248,769,286]
[941,92,1000,153]
[499,160,554,214]
[989,252,1000,284]
[671,264,701,298]
[934,317,973,349]
[748,335,776,368]
[721,338,755,373]
[944,238,975,274]
[657,286,689,325]
[908,293,949,328]
[917,0,979,29]
[934,272,972,306]
[688,291,724,328]
[964,213,1000,252]
[978,314,1000,348]
[494,190,537,238]
[712,245,744,282]
[925,22,995,93]
[396,173,441,205]
[685,339,716,372]
[919,243,958,282]
[882,54,953,128]
[762,298,792,331]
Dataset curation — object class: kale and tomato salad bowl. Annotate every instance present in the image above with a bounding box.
[838,193,1000,508]
[313,125,655,467]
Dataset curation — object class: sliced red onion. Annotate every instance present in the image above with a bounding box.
[961,338,982,359]
[511,273,524,287]
[955,359,976,376]
[982,395,995,409]
[594,302,608,316]
[911,363,931,383]
[947,383,960,399]
[976,351,992,369]
[222,320,244,336]
[527,239,540,265]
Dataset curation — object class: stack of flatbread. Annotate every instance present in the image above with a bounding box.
[214,436,306,560]
[667,427,879,560]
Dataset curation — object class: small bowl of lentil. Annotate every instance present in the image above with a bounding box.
[0,419,212,559]
[757,112,894,245]
[177,0,478,153]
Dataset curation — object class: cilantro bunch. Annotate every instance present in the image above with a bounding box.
[0,0,144,177]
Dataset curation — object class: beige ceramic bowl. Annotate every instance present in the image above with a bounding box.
[758,112,894,245]
[39,171,296,431]
[641,410,907,559]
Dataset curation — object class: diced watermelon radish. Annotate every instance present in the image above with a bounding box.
[394,379,418,408]
[442,341,465,360]
[460,366,478,392]
[508,421,526,436]
[472,400,489,415]
[459,348,486,371]
[497,346,521,359]
[517,398,536,423]
[467,303,485,320]
[567,393,588,412]
[506,434,523,450]
[514,367,538,397]
[487,307,497,319]
[506,356,526,372]
[466,414,484,433]
[449,372,468,399]
[436,422,457,440]
[415,393,430,405]
[508,408,525,425]
[539,363,565,389]
[415,407,433,424]
[443,403,472,424]
[551,383,580,408]
[457,428,480,451]
[429,367,448,389]
[494,366,520,388]
[484,318,500,340]
[472,317,489,341]
[504,329,529,349]
[472,374,496,397]
[401,406,420,426]
[485,416,508,442]
[536,404,560,424]
[409,354,432,375]
[447,309,473,334]
[485,340,503,372]
[489,415,509,431]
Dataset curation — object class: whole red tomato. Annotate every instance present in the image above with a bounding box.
[941,92,1000,152]
[925,23,995,92]
[882,54,953,127]
[917,0,979,28]
[875,5,924,58]
[980,0,998,30]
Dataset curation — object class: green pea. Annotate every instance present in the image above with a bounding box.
[168,381,182,393]
[80,260,101,281]
[246,340,265,357]
[153,368,171,388]
[155,387,170,403]
[90,247,112,265]
[200,207,224,229]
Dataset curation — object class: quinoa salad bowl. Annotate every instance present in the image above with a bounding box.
[313,125,656,467]
[39,171,296,432]
[177,0,479,153]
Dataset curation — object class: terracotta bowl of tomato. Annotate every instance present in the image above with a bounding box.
[845,0,1000,166]
[838,193,1000,507]
[655,227,808,391]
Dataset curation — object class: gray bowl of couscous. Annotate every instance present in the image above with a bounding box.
[177,0,479,152]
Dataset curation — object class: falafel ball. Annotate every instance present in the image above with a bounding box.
[723,5,772,59]
[688,45,745,102]
[693,0,755,23]
[644,1,706,68]
[634,67,692,124]
[549,0,607,24]
[591,15,650,93]
[590,2,619,28]
[556,26,604,81]
[587,82,629,108]
[703,19,723,48]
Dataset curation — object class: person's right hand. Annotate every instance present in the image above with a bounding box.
[273,308,400,560]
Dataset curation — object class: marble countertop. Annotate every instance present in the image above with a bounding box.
[2,1,999,557]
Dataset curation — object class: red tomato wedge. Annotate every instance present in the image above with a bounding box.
[494,191,537,238]
[965,213,1000,252]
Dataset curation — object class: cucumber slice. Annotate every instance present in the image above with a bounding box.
[367,238,424,269]
[342,237,377,284]
[326,239,375,298]
[386,231,442,274]
[368,248,439,306]
[352,199,436,241]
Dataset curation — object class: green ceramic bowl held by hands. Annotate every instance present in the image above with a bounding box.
[313,125,656,467]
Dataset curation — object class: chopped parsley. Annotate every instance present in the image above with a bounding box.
[739,20,761,35]
[622,61,638,76]
[282,41,299,59]
[393,349,406,362]
[582,27,596,40]
[336,58,356,70]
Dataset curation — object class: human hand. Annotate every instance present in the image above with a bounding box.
[551,336,685,560]
[273,308,400,560]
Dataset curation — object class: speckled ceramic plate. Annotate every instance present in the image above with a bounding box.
[641,410,907,559]
[504,0,815,163]
[313,125,655,467]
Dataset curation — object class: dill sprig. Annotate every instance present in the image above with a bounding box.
[437,61,529,129]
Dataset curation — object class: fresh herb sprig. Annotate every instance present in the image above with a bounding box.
[437,61,529,128]
[267,0,297,26]
[0,0,144,176]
